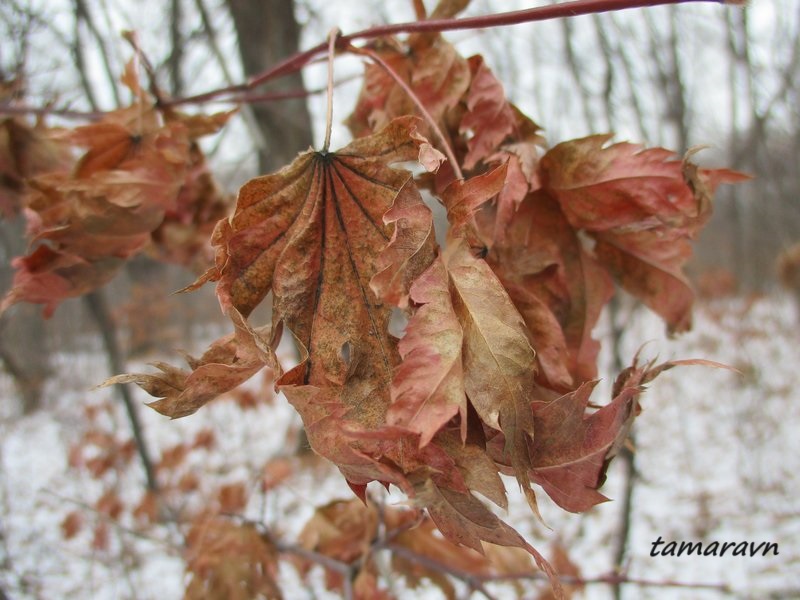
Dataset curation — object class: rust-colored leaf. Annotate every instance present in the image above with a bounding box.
[61,510,84,540]
[97,309,272,418]
[387,257,466,447]
[459,55,517,171]
[528,380,638,513]
[485,191,614,389]
[443,238,542,518]
[441,162,507,241]
[539,135,747,333]
[0,117,70,216]
[1,68,231,316]
[414,478,562,597]
[346,33,469,143]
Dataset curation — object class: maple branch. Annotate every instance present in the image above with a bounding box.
[322,28,341,153]
[347,43,463,180]
[381,542,730,594]
[42,490,178,552]
[165,0,730,109]
[381,542,499,599]
[260,529,355,600]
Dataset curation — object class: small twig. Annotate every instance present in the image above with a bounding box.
[42,490,178,551]
[347,43,463,180]
[0,105,102,119]
[322,28,341,153]
[84,290,159,493]
[122,31,168,109]
[381,542,499,600]
[261,528,355,600]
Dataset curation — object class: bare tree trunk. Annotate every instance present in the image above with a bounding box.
[226,0,314,173]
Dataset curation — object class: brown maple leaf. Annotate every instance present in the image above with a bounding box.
[98,309,272,418]
[346,32,470,145]
[443,238,542,519]
[484,191,614,390]
[1,63,232,317]
[184,518,281,600]
[0,117,70,216]
[538,135,748,333]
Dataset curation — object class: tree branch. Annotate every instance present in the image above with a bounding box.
[165,0,731,109]
[84,290,159,493]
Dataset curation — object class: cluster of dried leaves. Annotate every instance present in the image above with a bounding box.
[2,2,747,597]
[0,62,233,316]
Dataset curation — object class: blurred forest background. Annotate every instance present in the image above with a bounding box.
[1,1,799,598]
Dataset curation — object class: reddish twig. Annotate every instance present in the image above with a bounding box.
[165,0,730,108]
[347,43,462,179]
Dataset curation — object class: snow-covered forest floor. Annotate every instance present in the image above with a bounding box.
[1,294,798,599]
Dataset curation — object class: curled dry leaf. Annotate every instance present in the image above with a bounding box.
[443,238,542,519]
[1,62,232,317]
[346,28,470,147]
[387,257,466,447]
[484,191,614,390]
[0,117,70,216]
[538,135,749,333]
[97,309,272,418]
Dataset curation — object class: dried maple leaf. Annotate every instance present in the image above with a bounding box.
[1,65,232,317]
[386,257,466,447]
[483,191,614,390]
[459,55,519,171]
[0,117,70,216]
[441,162,507,242]
[98,309,272,418]
[182,117,462,497]
[415,478,561,596]
[443,238,543,518]
[346,32,469,144]
[297,499,378,565]
[527,380,639,513]
[539,135,748,333]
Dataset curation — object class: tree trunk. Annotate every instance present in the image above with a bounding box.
[226,0,314,173]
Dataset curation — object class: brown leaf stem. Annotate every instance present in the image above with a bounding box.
[323,28,341,153]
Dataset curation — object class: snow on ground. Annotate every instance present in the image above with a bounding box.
[1,295,798,599]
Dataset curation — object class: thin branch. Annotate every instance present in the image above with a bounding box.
[71,0,100,112]
[74,0,121,107]
[381,540,731,594]
[382,542,499,600]
[165,0,729,108]
[261,529,355,600]
[348,43,463,180]
[84,290,159,493]
[0,105,102,119]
